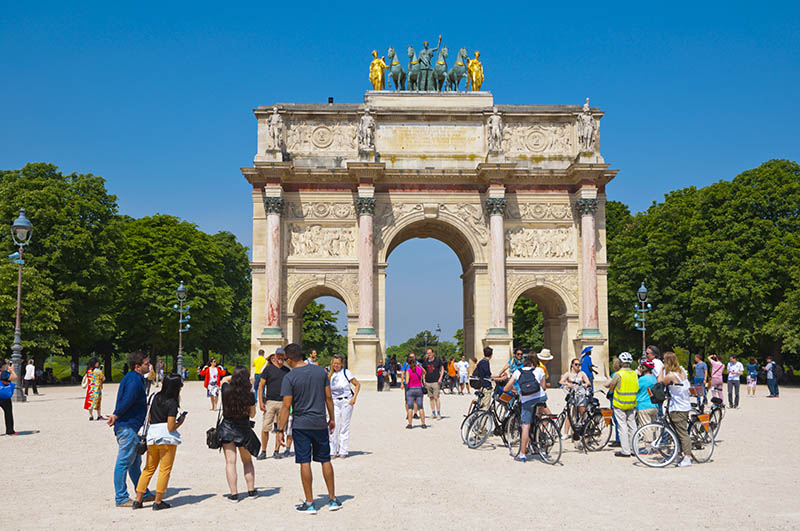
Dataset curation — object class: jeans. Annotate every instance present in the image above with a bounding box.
[253,374,261,403]
[377,375,384,391]
[692,377,706,406]
[767,378,779,397]
[727,379,740,407]
[114,426,151,504]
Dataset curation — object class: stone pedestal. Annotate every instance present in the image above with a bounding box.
[264,148,283,162]
[482,334,513,376]
[351,334,379,383]
[258,334,287,359]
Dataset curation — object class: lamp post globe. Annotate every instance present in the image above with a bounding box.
[637,282,648,303]
[176,281,187,302]
[9,208,33,402]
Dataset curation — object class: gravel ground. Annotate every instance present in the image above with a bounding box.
[3,381,798,530]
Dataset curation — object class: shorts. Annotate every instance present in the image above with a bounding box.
[207,384,220,397]
[459,373,468,384]
[261,400,282,429]
[520,397,547,426]
[424,381,441,398]
[568,387,588,407]
[406,387,424,409]
[293,428,330,464]
[747,376,757,387]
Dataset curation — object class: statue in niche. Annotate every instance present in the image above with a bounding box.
[487,106,503,152]
[266,106,285,151]
[357,107,376,151]
[577,97,596,152]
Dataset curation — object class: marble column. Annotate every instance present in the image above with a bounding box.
[486,197,508,334]
[576,198,599,333]
[263,196,283,335]
[355,196,376,335]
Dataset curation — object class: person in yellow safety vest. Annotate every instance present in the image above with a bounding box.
[605,352,639,458]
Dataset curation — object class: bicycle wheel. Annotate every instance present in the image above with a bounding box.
[581,411,612,451]
[466,411,493,449]
[533,418,562,465]
[505,413,521,456]
[632,423,679,467]
[460,409,481,444]
[689,421,715,463]
[710,408,723,438]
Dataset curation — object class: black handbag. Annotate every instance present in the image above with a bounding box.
[136,393,155,455]
[206,408,223,450]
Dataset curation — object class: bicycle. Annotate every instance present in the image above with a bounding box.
[460,377,494,444]
[632,389,715,467]
[464,387,519,450]
[695,397,725,439]
[556,387,613,452]
[507,402,563,465]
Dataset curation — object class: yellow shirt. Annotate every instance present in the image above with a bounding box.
[253,356,267,376]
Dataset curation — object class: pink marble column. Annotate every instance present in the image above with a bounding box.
[486,197,508,333]
[356,197,376,334]
[263,196,283,334]
[577,198,599,331]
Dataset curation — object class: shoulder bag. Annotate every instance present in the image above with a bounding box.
[206,407,223,450]
[136,393,156,455]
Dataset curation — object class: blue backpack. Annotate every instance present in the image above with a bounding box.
[0,382,14,400]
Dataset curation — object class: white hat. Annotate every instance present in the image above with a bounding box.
[537,348,553,361]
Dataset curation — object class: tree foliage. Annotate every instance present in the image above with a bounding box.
[512,297,543,352]
[385,330,459,362]
[301,300,346,367]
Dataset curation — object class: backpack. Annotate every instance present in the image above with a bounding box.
[648,382,666,404]
[518,368,541,396]
[773,363,783,380]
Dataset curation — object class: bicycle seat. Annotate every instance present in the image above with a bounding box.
[711,397,723,405]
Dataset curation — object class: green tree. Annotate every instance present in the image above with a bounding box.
[512,297,543,351]
[453,328,464,357]
[301,300,345,366]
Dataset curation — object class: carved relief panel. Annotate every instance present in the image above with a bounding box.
[505,227,575,259]
[285,122,358,154]
[287,224,356,258]
[501,122,574,157]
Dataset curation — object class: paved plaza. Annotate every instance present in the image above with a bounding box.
[5,382,799,530]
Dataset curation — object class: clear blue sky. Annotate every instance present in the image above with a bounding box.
[2,2,798,345]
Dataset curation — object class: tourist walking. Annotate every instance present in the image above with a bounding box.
[421,348,444,419]
[474,347,497,409]
[607,357,621,448]
[503,355,546,462]
[764,356,780,397]
[692,354,708,407]
[257,350,290,460]
[252,349,267,403]
[278,343,341,514]
[708,355,724,402]
[535,349,553,413]
[606,352,638,457]
[635,359,658,430]
[376,360,386,392]
[107,351,155,507]
[745,357,759,397]
[558,358,590,439]
[155,359,164,387]
[83,357,106,421]
[455,354,469,394]
[132,373,186,510]
[329,355,360,458]
[403,353,427,429]
[218,367,260,502]
[658,352,694,467]
[446,357,457,393]
[144,363,155,394]
[200,358,226,411]
[0,360,18,436]
[388,356,398,388]
[23,359,38,396]
[580,346,597,392]
[726,355,744,408]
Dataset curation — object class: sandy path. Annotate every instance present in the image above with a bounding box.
[3,381,798,530]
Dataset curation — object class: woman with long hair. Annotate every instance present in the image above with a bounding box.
[218,366,260,502]
[133,373,186,510]
[83,358,106,421]
[328,355,360,458]
[658,352,694,467]
[559,358,591,439]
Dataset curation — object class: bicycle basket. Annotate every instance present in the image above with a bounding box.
[599,408,613,426]
[697,413,710,432]
[689,387,697,396]
[497,392,514,404]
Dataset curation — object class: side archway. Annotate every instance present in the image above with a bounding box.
[286,278,356,360]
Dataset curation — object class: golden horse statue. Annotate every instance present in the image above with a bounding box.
[467,50,484,91]
[369,50,389,90]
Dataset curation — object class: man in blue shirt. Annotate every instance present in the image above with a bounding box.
[107,351,154,507]
[580,346,597,392]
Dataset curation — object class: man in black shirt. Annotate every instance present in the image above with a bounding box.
[474,346,496,409]
[422,348,444,419]
[257,351,290,460]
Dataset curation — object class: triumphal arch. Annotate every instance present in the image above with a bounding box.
[242,90,617,382]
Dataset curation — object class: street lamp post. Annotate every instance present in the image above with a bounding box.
[435,324,441,347]
[634,281,652,356]
[173,281,190,378]
[8,209,33,402]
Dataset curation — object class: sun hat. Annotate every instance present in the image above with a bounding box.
[537,348,553,361]
[580,346,593,355]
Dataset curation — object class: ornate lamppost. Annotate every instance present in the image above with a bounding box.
[173,281,190,377]
[634,282,652,356]
[8,209,33,402]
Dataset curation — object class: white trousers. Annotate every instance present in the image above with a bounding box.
[330,397,353,456]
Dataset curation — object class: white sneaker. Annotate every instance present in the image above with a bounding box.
[677,456,692,468]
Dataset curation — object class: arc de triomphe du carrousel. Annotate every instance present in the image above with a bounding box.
[242,50,617,383]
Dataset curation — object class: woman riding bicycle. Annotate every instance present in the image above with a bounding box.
[658,352,694,468]
[558,358,590,439]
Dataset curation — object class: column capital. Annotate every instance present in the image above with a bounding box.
[575,198,598,217]
[355,197,376,216]
[263,196,284,214]
[485,197,508,216]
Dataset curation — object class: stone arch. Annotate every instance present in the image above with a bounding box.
[286,277,357,359]
[506,276,578,318]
